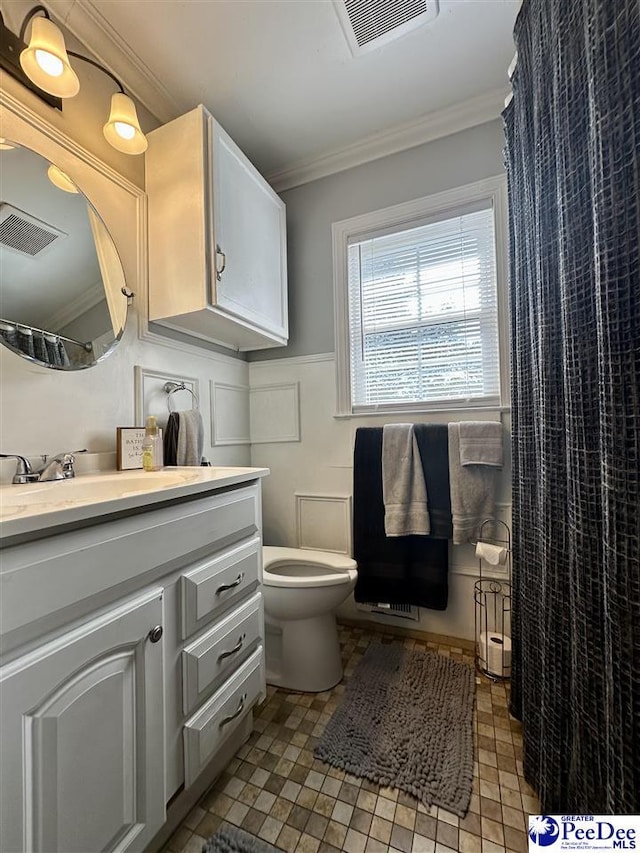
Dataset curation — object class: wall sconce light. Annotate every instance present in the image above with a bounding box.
[0,5,147,154]
[47,163,79,193]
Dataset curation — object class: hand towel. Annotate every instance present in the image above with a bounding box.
[353,427,448,610]
[163,412,180,466]
[382,424,430,536]
[458,421,504,467]
[448,423,500,544]
[413,423,453,539]
[176,409,204,466]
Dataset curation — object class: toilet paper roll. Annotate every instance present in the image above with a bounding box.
[478,631,512,677]
[475,541,508,565]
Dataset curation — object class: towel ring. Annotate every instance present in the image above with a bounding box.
[163,381,199,412]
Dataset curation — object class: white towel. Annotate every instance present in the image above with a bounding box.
[448,423,499,544]
[382,424,430,537]
[458,421,504,467]
[176,409,204,466]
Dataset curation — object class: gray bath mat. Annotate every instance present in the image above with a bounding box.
[314,642,476,816]
[203,825,281,853]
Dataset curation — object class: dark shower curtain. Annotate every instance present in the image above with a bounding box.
[505,0,639,813]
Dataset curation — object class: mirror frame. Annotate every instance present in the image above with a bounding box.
[0,90,145,369]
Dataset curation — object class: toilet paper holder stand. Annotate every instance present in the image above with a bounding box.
[474,518,512,682]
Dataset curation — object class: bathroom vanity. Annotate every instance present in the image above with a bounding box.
[0,467,268,853]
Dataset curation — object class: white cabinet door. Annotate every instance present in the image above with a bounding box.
[210,118,288,341]
[0,589,165,853]
[147,106,288,351]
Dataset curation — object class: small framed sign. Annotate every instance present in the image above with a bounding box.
[116,427,146,470]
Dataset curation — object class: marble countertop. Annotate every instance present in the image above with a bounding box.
[0,466,269,543]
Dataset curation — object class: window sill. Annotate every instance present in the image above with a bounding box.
[333,404,512,419]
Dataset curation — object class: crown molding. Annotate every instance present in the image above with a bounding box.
[45,281,105,332]
[33,5,509,193]
[48,0,180,124]
[249,352,335,370]
[267,87,510,192]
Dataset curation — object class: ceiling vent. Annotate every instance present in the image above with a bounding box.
[333,0,439,55]
[0,203,67,258]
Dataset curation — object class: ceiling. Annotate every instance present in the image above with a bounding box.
[56,0,519,185]
[0,144,102,330]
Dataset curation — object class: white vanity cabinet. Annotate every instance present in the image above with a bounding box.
[0,589,166,853]
[146,106,288,351]
[0,469,268,853]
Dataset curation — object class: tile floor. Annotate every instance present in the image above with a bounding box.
[164,624,539,853]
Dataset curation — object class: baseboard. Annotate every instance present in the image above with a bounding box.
[337,617,475,652]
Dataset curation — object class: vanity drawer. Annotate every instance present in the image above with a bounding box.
[183,646,265,787]
[182,591,263,715]
[180,537,261,639]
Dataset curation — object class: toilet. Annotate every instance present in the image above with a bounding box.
[262,546,358,693]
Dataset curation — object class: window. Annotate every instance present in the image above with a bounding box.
[333,178,507,415]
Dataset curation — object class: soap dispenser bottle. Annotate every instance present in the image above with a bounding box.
[142,415,163,471]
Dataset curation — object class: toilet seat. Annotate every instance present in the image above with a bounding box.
[263,546,357,588]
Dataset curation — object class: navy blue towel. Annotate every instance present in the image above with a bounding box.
[353,427,449,611]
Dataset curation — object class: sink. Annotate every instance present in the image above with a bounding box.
[0,469,202,515]
[0,465,269,539]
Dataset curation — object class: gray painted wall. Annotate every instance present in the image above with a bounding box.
[250,118,506,361]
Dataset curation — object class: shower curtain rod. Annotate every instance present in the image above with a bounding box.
[0,318,93,351]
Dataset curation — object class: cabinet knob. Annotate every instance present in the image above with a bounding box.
[148,625,163,643]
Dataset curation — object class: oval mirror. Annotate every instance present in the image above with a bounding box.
[0,141,129,369]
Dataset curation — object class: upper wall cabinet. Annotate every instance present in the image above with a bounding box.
[146,106,288,351]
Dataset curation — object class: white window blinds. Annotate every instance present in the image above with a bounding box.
[347,204,500,411]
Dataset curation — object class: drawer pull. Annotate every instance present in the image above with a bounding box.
[216,572,244,595]
[217,633,246,664]
[219,693,246,729]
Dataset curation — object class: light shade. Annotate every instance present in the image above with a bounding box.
[47,163,79,193]
[0,138,15,150]
[20,16,80,98]
[103,93,148,155]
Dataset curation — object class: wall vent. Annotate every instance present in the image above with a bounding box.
[0,203,67,258]
[333,0,439,55]
[356,601,420,622]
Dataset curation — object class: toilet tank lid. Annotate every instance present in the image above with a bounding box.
[263,546,357,571]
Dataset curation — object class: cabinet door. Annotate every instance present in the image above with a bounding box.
[0,589,165,853]
[210,117,288,341]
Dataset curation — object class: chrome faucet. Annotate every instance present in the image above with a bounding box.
[36,453,79,481]
[0,454,38,484]
[1,450,86,484]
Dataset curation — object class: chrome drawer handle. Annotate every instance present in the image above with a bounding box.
[216,572,244,595]
[215,244,226,281]
[219,693,246,729]
[217,633,246,664]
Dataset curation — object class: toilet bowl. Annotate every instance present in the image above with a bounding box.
[262,546,358,692]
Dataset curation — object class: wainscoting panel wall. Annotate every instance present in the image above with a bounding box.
[249,382,300,444]
[134,366,199,428]
[210,381,251,446]
[250,354,512,641]
[295,493,352,554]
